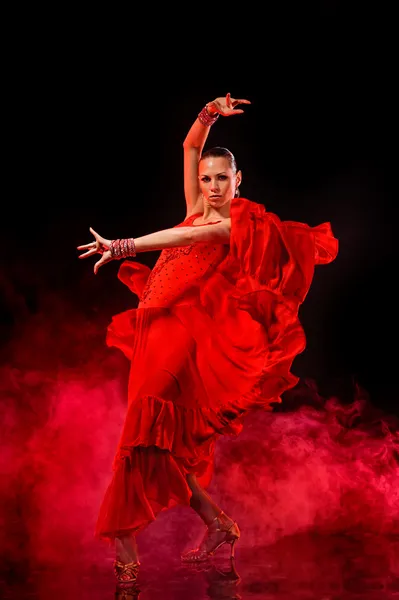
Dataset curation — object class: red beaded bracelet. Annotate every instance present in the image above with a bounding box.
[198,104,219,126]
[110,238,136,259]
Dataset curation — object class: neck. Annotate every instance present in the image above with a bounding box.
[202,200,232,221]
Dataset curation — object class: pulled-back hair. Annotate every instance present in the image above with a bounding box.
[199,147,238,174]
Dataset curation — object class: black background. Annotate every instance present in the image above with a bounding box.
[2,4,396,415]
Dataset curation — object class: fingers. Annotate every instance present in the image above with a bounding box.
[94,259,101,275]
[224,109,245,116]
[93,256,108,274]
[222,94,251,116]
[77,227,98,251]
[232,98,251,105]
[89,226,108,247]
[76,243,93,250]
[78,248,97,259]
[94,251,112,274]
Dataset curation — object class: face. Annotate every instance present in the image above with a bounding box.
[198,156,241,208]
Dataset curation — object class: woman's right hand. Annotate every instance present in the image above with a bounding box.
[207,93,251,117]
[77,227,113,274]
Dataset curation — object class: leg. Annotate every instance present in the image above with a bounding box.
[114,535,140,584]
[115,534,139,564]
[187,473,233,527]
[182,473,240,562]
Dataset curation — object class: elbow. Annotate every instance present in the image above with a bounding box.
[183,140,201,151]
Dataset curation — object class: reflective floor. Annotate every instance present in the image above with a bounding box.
[2,532,399,599]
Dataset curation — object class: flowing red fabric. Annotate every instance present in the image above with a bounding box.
[96,198,338,540]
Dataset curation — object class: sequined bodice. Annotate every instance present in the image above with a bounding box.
[138,216,229,308]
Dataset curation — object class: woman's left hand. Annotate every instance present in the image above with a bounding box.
[77,227,113,274]
[208,93,251,117]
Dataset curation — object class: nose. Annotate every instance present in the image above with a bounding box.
[210,180,220,192]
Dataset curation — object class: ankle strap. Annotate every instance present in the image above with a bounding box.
[209,511,224,525]
[114,559,141,567]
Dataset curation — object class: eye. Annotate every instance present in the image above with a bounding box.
[200,176,210,182]
[218,175,228,180]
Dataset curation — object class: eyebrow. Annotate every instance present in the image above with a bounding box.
[200,171,228,176]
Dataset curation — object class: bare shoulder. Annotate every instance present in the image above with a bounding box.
[218,217,231,229]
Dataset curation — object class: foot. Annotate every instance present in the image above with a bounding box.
[113,559,140,584]
[181,511,240,562]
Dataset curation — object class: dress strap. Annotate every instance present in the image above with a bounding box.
[185,212,202,225]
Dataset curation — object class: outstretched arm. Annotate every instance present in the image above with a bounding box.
[134,219,231,251]
[183,93,251,219]
[77,220,231,274]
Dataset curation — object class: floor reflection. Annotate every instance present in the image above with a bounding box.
[113,560,241,600]
[1,532,399,599]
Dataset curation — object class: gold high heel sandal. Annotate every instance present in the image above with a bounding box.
[181,511,240,563]
[113,559,140,585]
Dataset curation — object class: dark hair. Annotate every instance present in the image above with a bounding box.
[199,146,238,174]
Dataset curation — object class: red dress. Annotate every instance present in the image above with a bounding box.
[96,197,338,540]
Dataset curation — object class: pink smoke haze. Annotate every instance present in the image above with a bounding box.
[0,291,398,579]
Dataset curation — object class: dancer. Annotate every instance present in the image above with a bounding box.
[77,93,338,584]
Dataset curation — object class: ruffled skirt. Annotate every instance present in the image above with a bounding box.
[96,295,303,540]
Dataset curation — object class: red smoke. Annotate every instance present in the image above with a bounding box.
[0,287,398,573]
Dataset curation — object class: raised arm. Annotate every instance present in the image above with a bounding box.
[77,220,231,274]
[183,93,251,219]
[182,106,214,218]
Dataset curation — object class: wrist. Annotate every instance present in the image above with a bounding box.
[198,104,219,127]
[109,238,137,259]
[205,102,218,117]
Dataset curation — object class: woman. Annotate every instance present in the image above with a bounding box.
[77,93,338,585]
